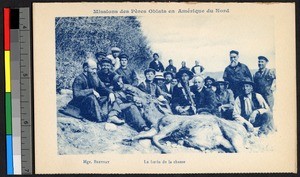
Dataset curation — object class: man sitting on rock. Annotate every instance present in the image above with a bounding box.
[110,75,150,132]
[64,59,122,124]
[233,78,275,136]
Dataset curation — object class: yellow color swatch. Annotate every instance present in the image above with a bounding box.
[5,51,11,92]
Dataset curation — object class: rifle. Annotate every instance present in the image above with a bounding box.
[182,83,197,115]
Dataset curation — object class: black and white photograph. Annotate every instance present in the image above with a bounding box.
[56,15,277,154]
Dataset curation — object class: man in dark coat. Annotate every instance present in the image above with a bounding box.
[223,50,253,98]
[138,68,168,99]
[190,76,219,115]
[171,69,195,115]
[149,53,164,72]
[165,59,177,73]
[253,56,276,110]
[66,59,120,123]
[163,71,174,95]
[178,61,190,71]
[233,78,274,136]
[115,54,139,86]
[97,58,117,89]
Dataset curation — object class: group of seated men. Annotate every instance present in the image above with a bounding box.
[64,47,276,136]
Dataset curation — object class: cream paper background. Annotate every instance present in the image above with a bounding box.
[33,2,296,174]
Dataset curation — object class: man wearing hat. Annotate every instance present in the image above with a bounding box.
[97,58,117,89]
[154,74,172,100]
[106,47,121,70]
[95,51,107,66]
[115,54,139,86]
[223,50,253,98]
[191,60,205,75]
[171,69,196,115]
[64,59,116,123]
[233,78,275,136]
[214,78,235,120]
[109,75,150,132]
[138,68,166,99]
[253,56,276,110]
[204,76,215,91]
[149,53,165,72]
[165,59,177,73]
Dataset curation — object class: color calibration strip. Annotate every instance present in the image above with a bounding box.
[4,7,14,175]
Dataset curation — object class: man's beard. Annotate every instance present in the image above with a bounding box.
[230,60,238,67]
[87,71,99,88]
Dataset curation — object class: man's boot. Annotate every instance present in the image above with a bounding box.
[107,116,125,125]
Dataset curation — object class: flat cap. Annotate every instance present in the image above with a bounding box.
[111,47,121,52]
[258,56,269,62]
[230,50,239,55]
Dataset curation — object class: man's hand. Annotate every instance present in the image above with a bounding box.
[93,90,100,98]
[157,95,165,102]
[249,110,259,124]
[244,121,254,132]
[108,93,115,103]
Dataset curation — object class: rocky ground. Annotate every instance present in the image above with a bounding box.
[56,90,276,155]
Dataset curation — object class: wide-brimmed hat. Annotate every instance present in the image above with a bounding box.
[176,69,194,80]
[214,78,229,85]
[163,71,174,78]
[204,76,215,83]
[242,78,255,86]
[144,68,156,75]
[154,75,165,82]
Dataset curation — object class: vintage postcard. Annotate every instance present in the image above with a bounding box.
[33,2,296,174]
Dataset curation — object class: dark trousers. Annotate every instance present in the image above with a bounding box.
[80,95,108,122]
[252,111,274,134]
[122,105,147,132]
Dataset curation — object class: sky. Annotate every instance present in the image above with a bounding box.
[138,15,275,72]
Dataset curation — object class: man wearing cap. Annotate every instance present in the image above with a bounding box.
[190,75,219,115]
[253,56,276,110]
[178,61,190,72]
[171,69,196,115]
[106,47,121,70]
[149,53,164,72]
[115,54,139,86]
[138,68,167,99]
[223,50,253,98]
[191,60,205,75]
[233,78,274,136]
[214,79,235,120]
[154,75,172,100]
[65,59,116,123]
[109,75,150,132]
[165,59,177,73]
[204,76,215,91]
[95,51,107,67]
[97,58,117,89]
